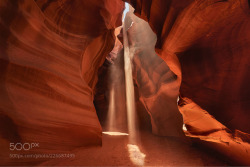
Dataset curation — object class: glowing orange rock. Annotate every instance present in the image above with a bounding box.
[0,0,124,160]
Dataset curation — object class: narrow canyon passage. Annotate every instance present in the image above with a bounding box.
[91,4,227,166]
[0,0,249,166]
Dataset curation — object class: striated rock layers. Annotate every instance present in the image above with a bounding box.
[125,0,250,134]
[0,0,249,165]
[0,0,124,163]
[124,0,250,165]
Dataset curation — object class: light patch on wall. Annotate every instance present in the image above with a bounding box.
[182,124,187,131]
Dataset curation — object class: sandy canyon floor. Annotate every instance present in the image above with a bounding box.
[39,128,228,166]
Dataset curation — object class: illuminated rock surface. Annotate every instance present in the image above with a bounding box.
[124,0,250,165]
[0,0,249,166]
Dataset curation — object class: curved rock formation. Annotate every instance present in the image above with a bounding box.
[123,11,184,137]
[0,0,249,165]
[125,0,250,134]
[124,0,250,165]
[0,0,124,164]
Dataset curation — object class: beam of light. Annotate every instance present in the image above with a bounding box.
[123,18,137,143]
[105,2,130,133]
[122,4,146,166]
[102,132,129,136]
[107,86,115,131]
[127,144,146,166]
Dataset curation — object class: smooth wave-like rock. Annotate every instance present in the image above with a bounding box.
[125,0,250,134]
[0,0,124,164]
[0,0,249,165]
[124,0,250,164]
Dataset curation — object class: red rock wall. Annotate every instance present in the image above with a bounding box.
[124,0,250,164]
[125,0,250,134]
[0,0,124,163]
[123,11,184,137]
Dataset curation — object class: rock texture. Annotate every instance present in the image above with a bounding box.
[124,0,250,134]
[0,0,249,165]
[124,0,250,165]
[94,28,128,132]
[0,0,124,164]
[123,11,184,137]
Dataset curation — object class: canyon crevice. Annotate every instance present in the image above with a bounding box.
[0,0,249,166]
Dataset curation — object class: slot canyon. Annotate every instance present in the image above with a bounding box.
[0,0,249,166]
